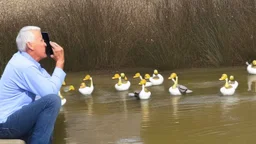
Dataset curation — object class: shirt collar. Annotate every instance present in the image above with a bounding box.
[19,51,41,68]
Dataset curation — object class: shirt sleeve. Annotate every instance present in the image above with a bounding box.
[21,66,66,97]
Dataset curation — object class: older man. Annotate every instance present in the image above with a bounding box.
[0,26,66,144]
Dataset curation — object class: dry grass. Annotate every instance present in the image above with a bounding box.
[0,0,256,74]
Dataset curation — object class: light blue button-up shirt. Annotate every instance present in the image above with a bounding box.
[0,51,66,123]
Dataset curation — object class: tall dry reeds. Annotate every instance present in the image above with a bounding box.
[0,0,256,74]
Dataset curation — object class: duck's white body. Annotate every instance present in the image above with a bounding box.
[79,78,94,95]
[149,74,164,85]
[145,82,153,87]
[115,77,131,91]
[58,91,67,106]
[139,85,151,99]
[169,77,192,95]
[128,84,151,100]
[169,87,181,95]
[246,62,256,74]
[61,98,67,106]
[229,81,238,89]
[79,85,94,95]
[220,78,236,96]
[220,87,235,96]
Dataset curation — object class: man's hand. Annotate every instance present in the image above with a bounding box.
[50,41,65,69]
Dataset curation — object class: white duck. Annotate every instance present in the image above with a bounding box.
[168,73,192,96]
[149,69,164,85]
[228,75,238,89]
[112,73,131,91]
[128,79,151,100]
[79,75,94,95]
[219,74,235,96]
[133,73,152,87]
[58,85,75,106]
[246,60,256,74]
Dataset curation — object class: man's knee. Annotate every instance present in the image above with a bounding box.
[42,94,61,109]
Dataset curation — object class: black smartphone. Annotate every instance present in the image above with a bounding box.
[41,32,53,57]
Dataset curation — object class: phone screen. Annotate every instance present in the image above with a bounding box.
[41,32,53,57]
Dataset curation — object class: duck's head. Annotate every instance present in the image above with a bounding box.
[69,85,75,91]
[219,74,228,81]
[112,74,120,79]
[83,74,91,81]
[120,73,125,78]
[229,75,235,81]
[133,73,141,78]
[62,81,66,86]
[154,69,159,75]
[253,60,256,66]
[139,79,147,85]
[120,73,128,80]
[80,82,86,88]
[168,73,177,79]
[144,74,151,79]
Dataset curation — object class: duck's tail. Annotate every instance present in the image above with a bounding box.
[128,92,140,99]
[246,61,250,66]
[186,89,193,93]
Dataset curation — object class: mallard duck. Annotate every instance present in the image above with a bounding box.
[168,73,192,95]
[133,73,152,87]
[149,69,164,85]
[79,75,94,95]
[112,73,131,91]
[219,74,235,96]
[228,75,238,89]
[128,79,151,100]
[58,85,75,106]
[246,60,256,74]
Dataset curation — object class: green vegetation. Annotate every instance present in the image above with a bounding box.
[0,0,256,74]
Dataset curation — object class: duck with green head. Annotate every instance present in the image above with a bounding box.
[112,73,131,91]
[149,69,164,85]
[219,74,235,95]
[228,75,238,89]
[246,60,256,74]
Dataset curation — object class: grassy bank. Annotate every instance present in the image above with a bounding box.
[0,0,256,74]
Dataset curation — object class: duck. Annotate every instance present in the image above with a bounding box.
[62,81,75,92]
[133,73,152,87]
[228,75,238,89]
[219,74,235,96]
[246,60,256,74]
[79,75,94,95]
[149,69,164,85]
[168,73,192,95]
[58,85,75,106]
[112,73,131,91]
[128,79,151,100]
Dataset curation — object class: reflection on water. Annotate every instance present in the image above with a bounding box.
[141,100,150,126]
[85,97,94,116]
[54,67,256,144]
[170,96,181,121]
[247,74,256,92]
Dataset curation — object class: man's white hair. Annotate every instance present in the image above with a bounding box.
[16,26,41,52]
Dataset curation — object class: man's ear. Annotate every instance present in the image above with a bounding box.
[26,42,34,51]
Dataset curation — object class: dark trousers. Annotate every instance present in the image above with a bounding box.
[0,94,61,144]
